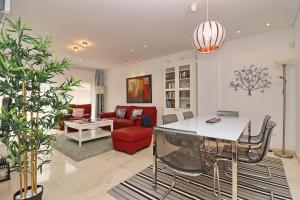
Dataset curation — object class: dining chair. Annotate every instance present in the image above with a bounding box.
[216,110,239,117]
[214,121,276,200]
[162,114,178,125]
[239,115,271,144]
[154,127,221,200]
[182,111,194,120]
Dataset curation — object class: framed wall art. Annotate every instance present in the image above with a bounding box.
[126,75,152,103]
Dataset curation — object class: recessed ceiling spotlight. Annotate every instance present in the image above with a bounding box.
[236,30,241,34]
[73,46,79,52]
[82,41,88,47]
[125,60,129,64]
[190,3,197,12]
[144,44,148,48]
[266,23,271,27]
[130,49,134,52]
[135,59,139,63]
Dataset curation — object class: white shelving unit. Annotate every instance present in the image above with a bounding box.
[164,60,197,120]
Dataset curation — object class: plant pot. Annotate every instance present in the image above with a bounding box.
[13,185,43,200]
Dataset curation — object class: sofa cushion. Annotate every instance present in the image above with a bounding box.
[72,108,84,118]
[116,108,126,118]
[134,106,157,127]
[114,105,135,119]
[60,104,92,131]
[130,108,143,120]
[112,126,152,142]
[141,115,152,128]
[69,104,92,115]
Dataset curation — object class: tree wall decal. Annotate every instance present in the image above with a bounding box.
[229,64,271,96]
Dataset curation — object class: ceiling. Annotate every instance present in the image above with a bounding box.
[10,0,300,69]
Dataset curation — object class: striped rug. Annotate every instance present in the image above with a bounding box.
[108,157,292,200]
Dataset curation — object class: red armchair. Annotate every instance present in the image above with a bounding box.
[99,105,157,130]
[59,104,92,131]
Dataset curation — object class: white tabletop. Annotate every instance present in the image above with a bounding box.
[159,116,250,141]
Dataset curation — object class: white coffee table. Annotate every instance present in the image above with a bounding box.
[64,119,114,147]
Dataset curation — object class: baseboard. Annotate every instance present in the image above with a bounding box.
[294,152,300,162]
[270,147,300,162]
[270,147,294,153]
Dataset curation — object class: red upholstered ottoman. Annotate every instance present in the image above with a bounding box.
[111,126,152,154]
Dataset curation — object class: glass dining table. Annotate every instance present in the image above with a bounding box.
[153,116,250,200]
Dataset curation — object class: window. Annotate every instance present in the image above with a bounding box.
[69,82,91,104]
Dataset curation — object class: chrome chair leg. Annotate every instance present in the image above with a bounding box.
[221,160,274,200]
[161,174,176,200]
[207,140,217,154]
[226,162,272,179]
[161,165,167,172]
[213,163,221,199]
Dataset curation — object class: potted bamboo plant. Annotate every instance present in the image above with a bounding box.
[0,18,80,200]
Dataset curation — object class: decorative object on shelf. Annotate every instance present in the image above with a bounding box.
[127,75,152,103]
[0,156,10,182]
[192,0,226,54]
[179,70,190,79]
[273,60,295,158]
[0,18,80,200]
[166,82,175,89]
[229,64,271,96]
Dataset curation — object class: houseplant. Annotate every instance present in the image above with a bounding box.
[0,18,80,200]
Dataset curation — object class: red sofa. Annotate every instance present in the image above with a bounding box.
[112,126,152,154]
[99,105,157,130]
[59,104,92,131]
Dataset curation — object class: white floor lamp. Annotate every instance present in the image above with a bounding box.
[274,60,294,158]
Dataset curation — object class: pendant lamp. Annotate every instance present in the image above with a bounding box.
[192,0,226,53]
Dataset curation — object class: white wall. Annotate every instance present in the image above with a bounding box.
[105,50,196,125]
[53,67,96,118]
[197,54,218,116]
[295,13,300,157]
[197,28,296,149]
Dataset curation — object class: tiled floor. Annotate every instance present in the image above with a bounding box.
[0,143,300,200]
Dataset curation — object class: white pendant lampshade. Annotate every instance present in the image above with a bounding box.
[192,20,225,54]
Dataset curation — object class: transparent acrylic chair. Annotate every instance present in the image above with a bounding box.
[239,115,271,144]
[162,114,178,125]
[154,127,221,200]
[182,111,194,120]
[215,121,276,200]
